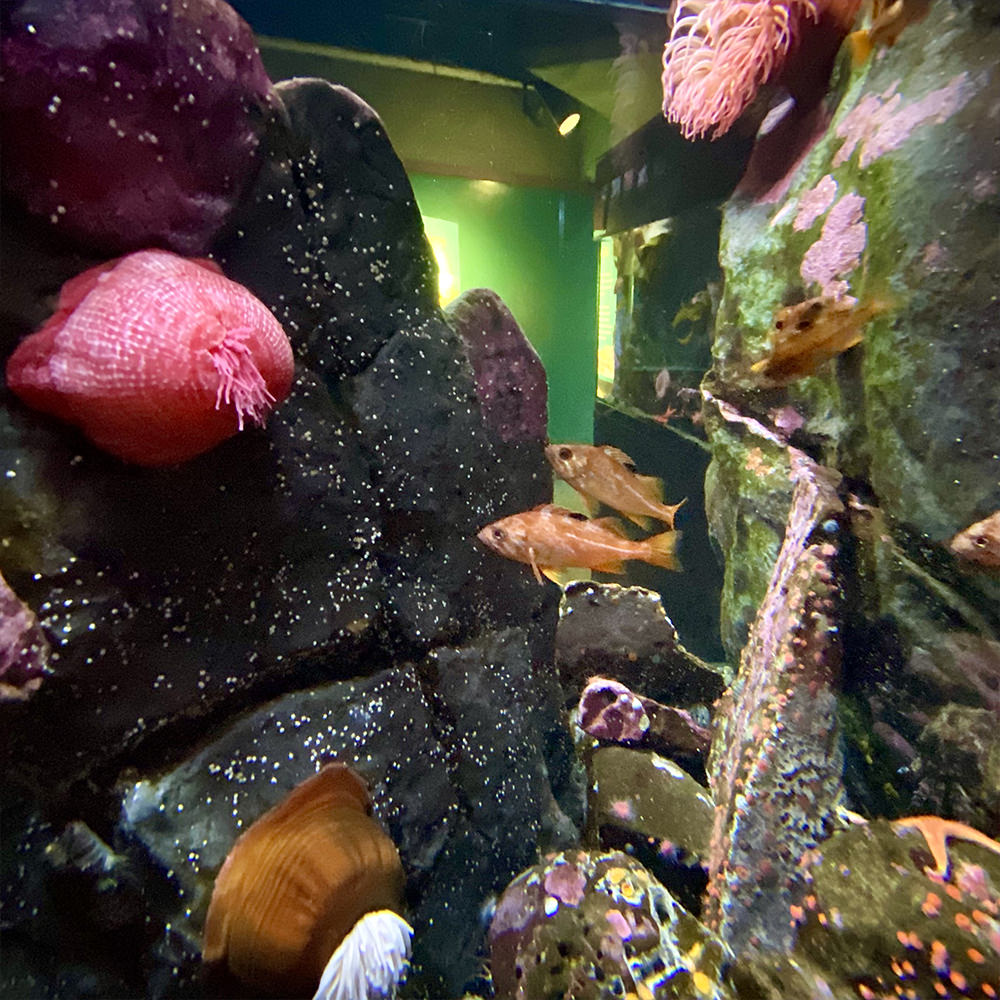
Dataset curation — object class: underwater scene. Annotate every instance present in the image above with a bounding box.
[0,0,998,997]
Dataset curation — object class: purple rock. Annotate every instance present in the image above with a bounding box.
[579,677,650,743]
[578,675,713,758]
[0,571,50,701]
[445,288,548,443]
[0,0,274,255]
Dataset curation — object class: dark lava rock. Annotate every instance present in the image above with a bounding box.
[0,370,385,782]
[555,581,726,708]
[0,0,273,256]
[86,628,572,997]
[212,77,439,380]
[445,288,548,445]
[0,39,561,996]
[347,311,554,648]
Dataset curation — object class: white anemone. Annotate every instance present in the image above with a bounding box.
[313,909,414,1000]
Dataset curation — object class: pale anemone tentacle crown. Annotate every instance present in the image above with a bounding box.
[314,909,413,1000]
[661,0,819,139]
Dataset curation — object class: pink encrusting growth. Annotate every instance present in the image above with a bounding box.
[6,250,294,466]
[661,0,819,140]
[800,191,867,298]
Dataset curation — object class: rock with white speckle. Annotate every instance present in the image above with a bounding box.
[0,0,273,255]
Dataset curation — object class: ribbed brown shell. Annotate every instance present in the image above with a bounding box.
[202,763,405,996]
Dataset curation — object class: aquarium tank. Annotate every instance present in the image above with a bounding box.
[2,0,999,997]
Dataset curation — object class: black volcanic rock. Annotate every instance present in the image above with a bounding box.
[212,78,439,381]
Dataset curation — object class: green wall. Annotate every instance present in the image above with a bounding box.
[410,174,597,444]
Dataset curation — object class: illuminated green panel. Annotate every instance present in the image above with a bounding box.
[411,173,597,444]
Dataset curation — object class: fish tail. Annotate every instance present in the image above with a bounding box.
[847,29,872,66]
[661,496,687,528]
[643,530,682,572]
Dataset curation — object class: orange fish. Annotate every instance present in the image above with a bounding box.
[750,296,889,386]
[476,504,681,584]
[948,510,1000,569]
[544,444,686,530]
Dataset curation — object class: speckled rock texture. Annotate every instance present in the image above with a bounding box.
[0,0,273,256]
[0,9,565,995]
[703,0,1000,838]
[445,288,549,446]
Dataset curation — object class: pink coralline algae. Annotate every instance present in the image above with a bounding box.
[793,174,838,231]
[0,0,274,254]
[6,250,295,466]
[578,677,650,742]
[662,0,820,140]
[800,191,867,298]
[0,572,50,702]
[705,453,845,954]
[544,861,588,907]
[578,676,713,758]
[832,74,973,169]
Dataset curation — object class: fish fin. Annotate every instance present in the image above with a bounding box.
[644,530,682,572]
[540,567,562,584]
[636,474,665,503]
[592,560,627,575]
[593,517,629,537]
[623,512,656,531]
[602,446,636,468]
[575,490,602,517]
[528,548,545,585]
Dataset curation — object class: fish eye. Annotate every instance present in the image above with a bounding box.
[974,535,989,548]
[623,461,637,474]
[558,447,573,460]
[774,319,785,329]
[492,527,506,540]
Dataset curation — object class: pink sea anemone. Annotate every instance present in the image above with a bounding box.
[6,250,294,466]
[662,0,820,140]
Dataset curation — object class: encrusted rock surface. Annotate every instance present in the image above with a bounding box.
[705,455,846,954]
[488,850,734,1000]
[703,0,1000,831]
[733,818,1000,999]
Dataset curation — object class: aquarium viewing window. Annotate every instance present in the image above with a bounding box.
[421,215,461,306]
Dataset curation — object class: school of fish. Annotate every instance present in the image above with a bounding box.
[477,444,685,584]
